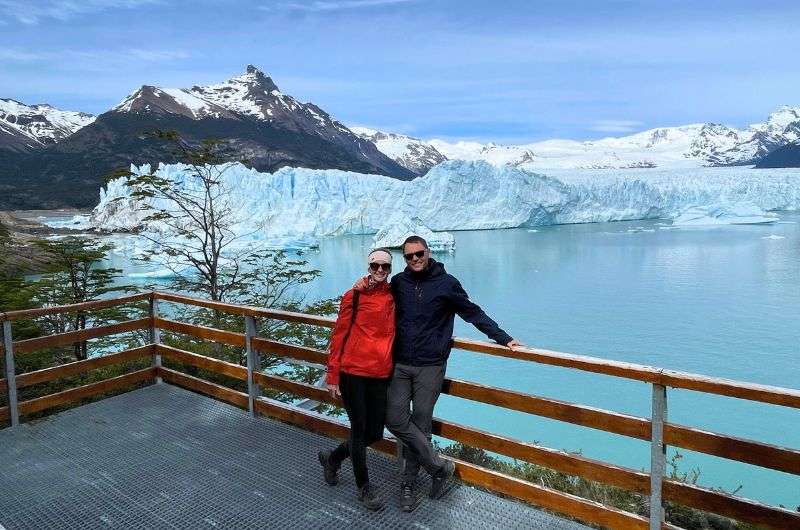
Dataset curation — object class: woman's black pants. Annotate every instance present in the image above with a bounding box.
[329,372,389,489]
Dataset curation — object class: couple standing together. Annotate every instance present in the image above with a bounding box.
[318,235,520,511]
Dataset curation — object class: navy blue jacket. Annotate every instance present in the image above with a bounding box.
[391,259,513,366]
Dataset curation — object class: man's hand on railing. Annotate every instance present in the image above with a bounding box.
[507,339,522,351]
[326,384,341,400]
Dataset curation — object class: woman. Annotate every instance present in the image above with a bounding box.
[318,248,395,511]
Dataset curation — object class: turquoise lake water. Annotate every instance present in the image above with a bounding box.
[41,211,800,507]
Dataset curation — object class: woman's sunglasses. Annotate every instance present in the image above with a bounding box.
[369,262,391,272]
[403,250,426,261]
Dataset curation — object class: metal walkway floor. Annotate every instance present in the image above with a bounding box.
[0,384,592,529]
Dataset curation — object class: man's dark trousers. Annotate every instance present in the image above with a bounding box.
[385,362,447,480]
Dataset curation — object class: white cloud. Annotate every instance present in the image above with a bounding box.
[590,120,644,133]
[272,0,413,12]
[0,47,190,64]
[0,0,159,25]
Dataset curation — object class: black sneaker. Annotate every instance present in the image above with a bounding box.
[399,481,416,512]
[317,450,339,486]
[358,482,384,511]
[429,460,455,499]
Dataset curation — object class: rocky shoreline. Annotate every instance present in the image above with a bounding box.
[0,210,91,275]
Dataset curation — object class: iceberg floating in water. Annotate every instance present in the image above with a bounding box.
[372,214,455,252]
[89,161,800,254]
[672,202,779,226]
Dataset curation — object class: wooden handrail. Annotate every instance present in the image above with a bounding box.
[157,344,247,381]
[0,292,151,322]
[17,367,156,416]
[155,318,246,347]
[11,318,152,355]
[16,346,153,388]
[153,291,336,328]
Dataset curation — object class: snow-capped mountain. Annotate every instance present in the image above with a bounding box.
[0,66,415,209]
[418,106,800,170]
[350,127,447,175]
[109,66,410,179]
[0,98,94,153]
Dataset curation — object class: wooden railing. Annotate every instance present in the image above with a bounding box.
[1,291,798,530]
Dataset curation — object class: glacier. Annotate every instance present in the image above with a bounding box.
[88,160,800,255]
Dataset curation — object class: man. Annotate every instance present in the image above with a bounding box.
[385,235,520,511]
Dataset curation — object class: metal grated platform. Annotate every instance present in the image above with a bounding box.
[0,384,592,529]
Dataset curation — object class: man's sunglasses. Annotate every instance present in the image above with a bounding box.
[403,250,426,261]
[369,262,391,272]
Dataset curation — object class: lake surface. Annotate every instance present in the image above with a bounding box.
[35,211,800,507]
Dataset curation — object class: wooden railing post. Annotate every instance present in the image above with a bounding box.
[2,320,20,427]
[650,383,667,529]
[244,315,259,416]
[149,294,162,384]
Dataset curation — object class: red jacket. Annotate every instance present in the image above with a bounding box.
[326,280,395,385]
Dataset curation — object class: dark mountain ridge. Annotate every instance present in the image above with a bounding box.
[0,66,413,209]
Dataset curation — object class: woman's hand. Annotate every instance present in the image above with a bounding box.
[327,384,341,399]
[507,339,522,351]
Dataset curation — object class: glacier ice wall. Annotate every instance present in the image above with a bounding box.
[91,160,800,247]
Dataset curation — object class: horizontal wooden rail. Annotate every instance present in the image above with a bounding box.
[454,338,800,409]
[250,394,651,530]
[16,346,153,388]
[443,377,652,440]
[17,367,156,416]
[663,480,800,530]
[153,292,336,328]
[155,318,245,348]
[665,423,800,475]
[157,345,247,381]
[158,367,248,409]
[0,292,151,322]
[11,318,152,355]
[251,338,327,365]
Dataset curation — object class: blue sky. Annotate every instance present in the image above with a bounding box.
[2,0,799,143]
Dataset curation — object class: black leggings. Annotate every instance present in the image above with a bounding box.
[329,372,389,488]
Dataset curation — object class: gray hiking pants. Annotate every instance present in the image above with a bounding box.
[385,362,447,481]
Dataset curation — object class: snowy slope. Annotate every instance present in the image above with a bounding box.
[350,126,447,175]
[0,98,94,149]
[425,106,800,169]
[89,161,800,253]
[108,65,413,179]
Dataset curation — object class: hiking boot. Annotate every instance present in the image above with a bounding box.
[358,482,384,511]
[399,480,416,512]
[317,450,339,486]
[429,460,455,499]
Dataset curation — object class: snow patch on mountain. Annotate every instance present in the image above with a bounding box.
[351,126,447,175]
[0,98,94,145]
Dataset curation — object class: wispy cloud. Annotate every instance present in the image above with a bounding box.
[0,47,190,64]
[590,120,644,133]
[0,0,159,25]
[270,0,413,12]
